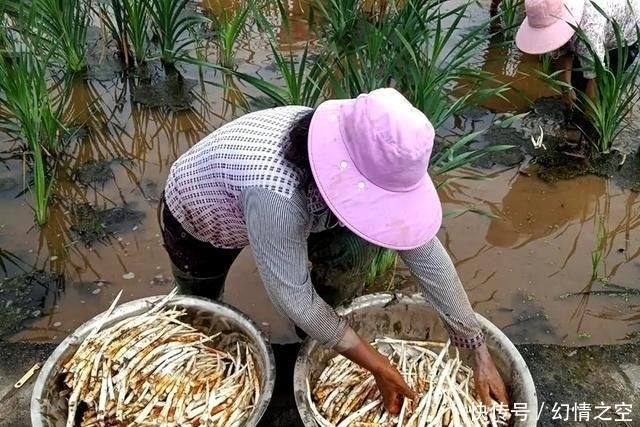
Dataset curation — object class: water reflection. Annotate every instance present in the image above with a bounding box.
[0,246,30,276]
[2,72,228,341]
[1,0,639,345]
[435,167,640,344]
[485,173,606,249]
[470,32,557,113]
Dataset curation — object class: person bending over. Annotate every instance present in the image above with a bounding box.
[158,88,509,413]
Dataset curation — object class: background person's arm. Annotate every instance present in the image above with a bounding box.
[553,53,578,109]
[241,186,414,413]
[572,13,608,107]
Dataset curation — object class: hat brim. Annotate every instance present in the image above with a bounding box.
[307,99,442,251]
[515,0,585,55]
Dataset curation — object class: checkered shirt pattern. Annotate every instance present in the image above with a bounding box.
[163,106,485,350]
[164,105,327,248]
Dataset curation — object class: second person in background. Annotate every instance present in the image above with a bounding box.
[515,0,640,110]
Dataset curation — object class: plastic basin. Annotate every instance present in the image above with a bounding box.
[30,295,276,427]
[293,292,537,427]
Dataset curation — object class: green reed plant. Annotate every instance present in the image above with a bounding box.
[97,0,151,68]
[219,0,328,108]
[324,20,393,99]
[319,0,510,128]
[365,246,398,288]
[539,52,553,74]
[147,0,211,67]
[591,214,606,280]
[209,1,250,70]
[306,0,361,55]
[570,10,640,154]
[496,0,523,39]
[97,0,133,68]
[236,43,328,107]
[29,0,89,73]
[0,37,68,225]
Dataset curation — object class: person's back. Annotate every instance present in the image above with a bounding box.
[573,0,640,57]
[164,105,317,248]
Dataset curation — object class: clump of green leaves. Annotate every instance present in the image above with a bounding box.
[495,0,523,40]
[208,0,250,70]
[97,0,151,68]
[572,7,640,154]
[96,0,210,70]
[0,3,69,225]
[2,0,89,73]
[218,0,328,108]
[147,0,211,67]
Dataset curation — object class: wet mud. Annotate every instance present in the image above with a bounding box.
[131,75,199,111]
[468,97,640,191]
[0,270,61,337]
[73,159,116,186]
[85,25,125,81]
[470,125,527,169]
[0,178,17,193]
[69,203,146,245]
[518,342,640,426]
[1,0,639,348]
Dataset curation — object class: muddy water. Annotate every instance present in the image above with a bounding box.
[0,0,638,346]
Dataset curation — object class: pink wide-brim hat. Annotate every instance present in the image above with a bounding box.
[515,0,585,55]
[307,88,442,251]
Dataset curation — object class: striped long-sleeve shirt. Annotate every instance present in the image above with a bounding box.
[164,106,484,350]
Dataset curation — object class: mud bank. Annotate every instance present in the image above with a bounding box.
[466,97,640,191]
[1,340,638,427]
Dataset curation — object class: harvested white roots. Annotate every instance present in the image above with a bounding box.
[57,289,261,427]
[309,338,512,427]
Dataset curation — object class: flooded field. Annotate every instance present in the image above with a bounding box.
[1,0,639,348]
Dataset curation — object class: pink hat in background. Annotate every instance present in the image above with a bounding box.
[307,88,442,251]
[515,0,585,55]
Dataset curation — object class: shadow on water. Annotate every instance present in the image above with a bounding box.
[0,0,638,346]
[437,168,640,344]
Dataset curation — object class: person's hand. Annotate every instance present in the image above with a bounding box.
[371,357,417,414]
[335,328,416,414]
[473,343,510,410]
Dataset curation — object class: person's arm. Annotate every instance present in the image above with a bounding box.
[573,41,600,108]
[572,14,607,107]
[398,237,509,407]
[553,53,578,109]
[241,186,415,412]
[585,78,598,104]
[242,186,346,347]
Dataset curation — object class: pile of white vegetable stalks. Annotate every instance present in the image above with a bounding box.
[309,338,512,427]
[54,289,261,427]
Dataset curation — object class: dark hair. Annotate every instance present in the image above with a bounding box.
[284,108,316,190]
[285,108,341,228]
